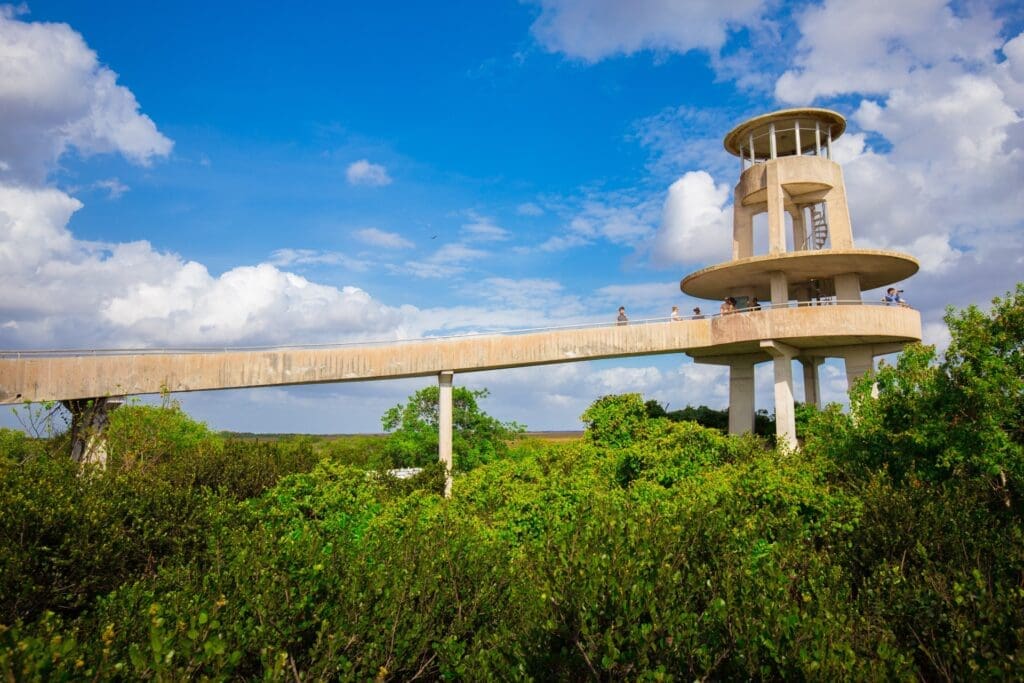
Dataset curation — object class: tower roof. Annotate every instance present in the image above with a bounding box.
[724,108,845,158]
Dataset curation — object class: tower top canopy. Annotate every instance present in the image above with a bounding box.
[724,108,845,158]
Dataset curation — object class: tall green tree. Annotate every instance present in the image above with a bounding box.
[381,386,524,471]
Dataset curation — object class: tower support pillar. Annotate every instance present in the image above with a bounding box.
[728,358,756,435]
[791,207,807,251]
[766,162,787,253]
[732,191,755,260]
[834,272,862,304]
[761,341,798,450]
[770,271,789,306]
[801,357,824,409]
[844,348,878,398]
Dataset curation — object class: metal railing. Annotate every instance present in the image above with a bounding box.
[739,121,835,167]
[0,299,911,359]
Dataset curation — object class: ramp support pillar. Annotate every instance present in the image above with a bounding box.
[438,371,454,498]
[62,397,124,467]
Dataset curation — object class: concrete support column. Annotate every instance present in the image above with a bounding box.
[62,397,124,467]
[844,348,878,398]
[791,207,806,251]
[761,341,798,450]
[765,162,787,254]
[438,371,454,498]
[823,168,855,248]
[769,271,789,306]
[801,357,824,409]
[728,359,756,435]
[834,272,862,304]
[732,191,754,260]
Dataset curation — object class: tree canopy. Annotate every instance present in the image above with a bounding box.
[380,385,524,471]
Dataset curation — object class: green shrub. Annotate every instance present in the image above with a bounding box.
[0,453,221,625]
[150,437,321,500]
[0,428,44,466]
[106,401,218,468]
[581,393,651,448]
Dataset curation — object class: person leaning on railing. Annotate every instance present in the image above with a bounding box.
[883,287,908,307]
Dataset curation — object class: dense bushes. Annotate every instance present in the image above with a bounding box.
[0,453,222,628]
[0,407,323,630]
[1,285,1023,680]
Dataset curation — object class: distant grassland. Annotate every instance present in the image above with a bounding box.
[220,431,583,444]
[523,431,584,442]
[218,432,390,442]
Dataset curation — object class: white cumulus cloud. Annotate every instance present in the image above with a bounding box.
[528,0,765,62]
[652,171,732,265]
[775,0,1001,104]
[345,159,392,186]
[0,8,172,183]
[0,183,411,348]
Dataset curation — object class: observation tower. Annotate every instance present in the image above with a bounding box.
[681,108,921,448]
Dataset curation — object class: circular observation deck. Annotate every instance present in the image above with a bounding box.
[680,249,919,302]
[685,303,922,361]
[724,108,845,159]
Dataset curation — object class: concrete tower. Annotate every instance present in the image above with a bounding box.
[681,108,921,448]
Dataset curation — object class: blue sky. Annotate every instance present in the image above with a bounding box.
[1,1,1023,433]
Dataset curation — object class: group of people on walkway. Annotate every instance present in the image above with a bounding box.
[616,286,906,325]
[615,304,712,325]
[719,296,761,315]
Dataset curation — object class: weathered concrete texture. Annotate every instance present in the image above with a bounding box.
[0,305,921,404]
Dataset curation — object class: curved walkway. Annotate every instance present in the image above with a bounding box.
[0,302,921,404]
